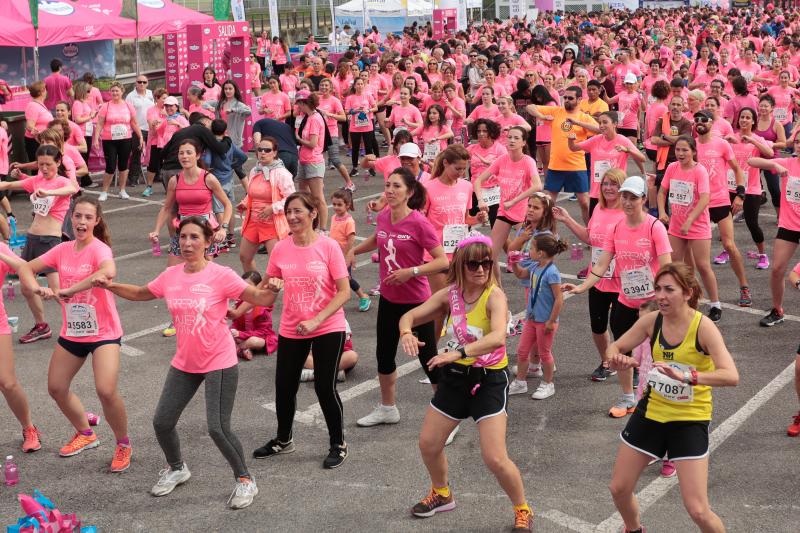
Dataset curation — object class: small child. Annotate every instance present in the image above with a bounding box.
[300,319,359,383]
[633,300,677,477]
[206,119,248,248]
[508,234,567,399]
[330,189,371,312]
[229,271,278,359]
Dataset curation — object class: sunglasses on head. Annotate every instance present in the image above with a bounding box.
[466,259,493,272]
[257,147,274,153]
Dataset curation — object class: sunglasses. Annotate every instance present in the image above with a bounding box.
[562,96,576,101]
[136,80,148,84]
[466,259,494,272]
[694,117,711,123]
[257,147,274,153]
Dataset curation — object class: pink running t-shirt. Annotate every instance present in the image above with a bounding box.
[24,101,53,139]
[587,207,625,294]
[389,105,423,131]
[616,90,642,131]
[266,236,349,339]
[661,162,711,239]
[467,141,508,188]
[344,93,376,133]
[696,137,736,208]
[486,154,540,222]
[772,157,800,232]
[495,113,529,145]
[374,155,401,181]
[98,101,134,141]
[577,134,636,198]
[259,91,291,120]
[0,242,15,335]
[467,104,501,123]
[148,262,247,373]
[298,112,326,164]
[19,174,72,222]
[730,134,770,195]
[39,239,123,343]
[317,95,345,137]
[422,177,474,258]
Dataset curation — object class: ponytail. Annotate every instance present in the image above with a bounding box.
[429,144,469,182]
[73,197,112,246]
[389,167,427,211]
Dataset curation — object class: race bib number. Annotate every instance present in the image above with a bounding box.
[355,114,370,128]
[593,160,612,183]
[30,194,54,217]
[442,224,469,253]
[669,180,694,206]
[110,124,129,140]
[423,141,440,162]
[727,169,737,190]
[65,303,99,337]
[84,121,94,137]
[786,176,800,205]
[295,116,303,129]
[646,366,693,403]
[481,185,501,206]
[621,266,654,300]
[647,95,656,105]
[591,247,615,278]
[617,110,625,122]
[775,107,788,122]
[288,91,296,101]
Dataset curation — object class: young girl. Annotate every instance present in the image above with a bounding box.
[509,234,567,399]
[330,189,371,312]
[631,300,677,477]
[412,104,453,168]
[229,271,278,360]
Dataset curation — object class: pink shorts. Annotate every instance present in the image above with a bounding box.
[517,319,558,364]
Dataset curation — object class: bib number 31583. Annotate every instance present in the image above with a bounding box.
[65,303,99,337]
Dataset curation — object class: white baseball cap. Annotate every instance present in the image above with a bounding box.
[619,176,647,197]
[398,143,421,159]
[164,96,179,106]
[624,73,638,84]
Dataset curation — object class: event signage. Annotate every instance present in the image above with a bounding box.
[508,0,524,18]
[268,0,279,38]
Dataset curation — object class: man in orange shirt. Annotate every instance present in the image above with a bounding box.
[528,86,599,223]
[303,57,332,90]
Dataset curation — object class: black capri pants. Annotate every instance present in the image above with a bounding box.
[376,295,439,383]
[609,301,640,356]
[588,287,619,335]
[730,191,764,244]
[349,130,379,169]
[102,138,133,174]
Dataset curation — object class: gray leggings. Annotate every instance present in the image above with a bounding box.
[153,365,249,479]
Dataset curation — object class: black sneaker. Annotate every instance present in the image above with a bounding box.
[253,438,295,459]
[225,235,237,249]
[707,307,722,323]
[349,168,358,177]
[322,444,348,469]
[760,308,785,327]
[590,364,616,382]
[257,244,268,255]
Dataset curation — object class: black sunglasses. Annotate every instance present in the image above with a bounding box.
[466,259,493,272]
[257,147,274,153]
[136,80,148,84]
[694,117,711,123]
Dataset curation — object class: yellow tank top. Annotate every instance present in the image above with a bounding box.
[641,311,715,422]
[444,284,508,370]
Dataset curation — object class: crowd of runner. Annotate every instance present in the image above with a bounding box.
[1,4,800,531]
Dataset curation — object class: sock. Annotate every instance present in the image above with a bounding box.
[514,503,532,514]
[710,301,721,309]
[433,485,450,498]
[623,392,635,403]
[80,428,93,436]
[117,436,130,447]
[381,404,396,410]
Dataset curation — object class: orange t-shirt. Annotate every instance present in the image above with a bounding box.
[330,213,356,250]
[535,106,597,171]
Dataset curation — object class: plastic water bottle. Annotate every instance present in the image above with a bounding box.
[367,209,376,226]
[576,245,584,261]
[151,237,162,257]
[570,244,579,261]
[4,455,18,486]
[5,281,14,302]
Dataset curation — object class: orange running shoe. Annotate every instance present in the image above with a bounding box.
[22,426,41,453]
[59,432,99,457]
[110,444,132,472]
[512,508,533,532]
[608,397,636,418]
[788,412,800,437]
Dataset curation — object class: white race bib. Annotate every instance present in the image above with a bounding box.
[110,124,129,140]
[647,95,656,105]
[442,224,469,253]
[288,90,296,101]
[65,303,99,337]
[617,110,625,122]
[355,114,370,128]
[669,180,694,206]
[295,116,303,129]
[593,160,612,183]
[481,185,501,206]
[786,176,800,205]
[727,169,737,190]
[591,246,615,278]
[775,107,788,122]
[84,121,94,137]
[621,266,654,300]
[646,366,693,403]
[423,141,440,162]
[30,194,54,217]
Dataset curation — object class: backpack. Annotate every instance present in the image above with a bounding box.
[298,110,332,153]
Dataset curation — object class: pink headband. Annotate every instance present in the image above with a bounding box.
[457,234,492,249]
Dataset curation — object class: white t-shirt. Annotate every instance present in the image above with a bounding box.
[125,89,154,132]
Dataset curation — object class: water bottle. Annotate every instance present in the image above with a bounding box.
[576,245,584,261]
[570,244,578,261]
[6,281,14,302]
[151,237,162,257]
[367,209,376,226]
[4,455,18,486]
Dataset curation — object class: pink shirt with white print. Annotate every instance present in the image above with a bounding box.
[771,157,800,232]
[486,154,539,222]
[422,177,474,258]
[661,162,711,240]
[577,134,637,198]
[98,101,135,141]
[730,133,771,195]
[697,137,736,208]
[587,207,625,294]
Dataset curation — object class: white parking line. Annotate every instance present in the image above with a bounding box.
[103,203,160,214]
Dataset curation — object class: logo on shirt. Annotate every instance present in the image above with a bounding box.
[636,238,651,248]
[560,121,573,132]
[189,283,214,295]
[307,261,326,273]
[139,0,165,7]
[662,351,674,360]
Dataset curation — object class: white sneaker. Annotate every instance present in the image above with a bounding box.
[300,368,314,382]
[98,192,108,202]
[357,405,400,427]
[336,369,346,382]
[531,382,555,400]
[445,424,459,446]
[228,477,258,509]
[118,189,130,199]
[418,376,431,384]
[150,464,192,496]
[508,380,528,395]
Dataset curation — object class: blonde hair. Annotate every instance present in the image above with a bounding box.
[430,144,469,182]
[445,241,496,290]
[688,89,706,102]
[598,168,627,209]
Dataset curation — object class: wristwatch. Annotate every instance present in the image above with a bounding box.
[221,223,230,229]
[458,346,468,359]
[412,266,420,277]
[682,370,692,385]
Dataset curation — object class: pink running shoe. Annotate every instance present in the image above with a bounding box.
[86,412,101,426]
[713,251,729,265]
[746,250,760,260]
[660,460,676,478]
[756,254,770,270]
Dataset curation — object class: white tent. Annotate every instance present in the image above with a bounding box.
[334,0,433,21]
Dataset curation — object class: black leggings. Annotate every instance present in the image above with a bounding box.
[609,301,640,356]
[730,192,764,244]
[273,62,286,76]
[81,136,92,167]
[275,331,345,447]
[349,130,379,169]
[588,287,619,335]
[25,137,39,163]
[763,170,781,209]
[376,296,439,383]
[348,266,361,293]
[102,138,133,174]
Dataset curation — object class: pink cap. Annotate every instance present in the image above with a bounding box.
[295,89,312,101]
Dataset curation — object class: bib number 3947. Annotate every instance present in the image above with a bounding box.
[65,303,99,337]
[621,266,654,300]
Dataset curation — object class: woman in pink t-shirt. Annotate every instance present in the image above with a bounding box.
[24,197,130,471]
[271,37,289,75]
[411,104,453,167]
[607,77,644,144]
[259,77,292,121]
[98,217,279,508]
[24,81,54,162]
[258,192,351,468]
[345,78,379,176]
[318,79,353,190]
[442,83,467,145]
[294,90,330,232]
[347,168,447,429]
[71,81,97,166]
[657,137,720,319]
[465,87,501,127]
[703,96,734,139]
[467,119,508,227]
[53,102,87,153]
[386,87,423,138]
[201,68,222,103]
[495,96,531,146]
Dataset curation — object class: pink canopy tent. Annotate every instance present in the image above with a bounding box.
[75,0,213,37]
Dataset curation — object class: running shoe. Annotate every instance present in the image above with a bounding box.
[713,250,729,265]
[444,425,459,446]
[531,382,555,400]
[511,364,543,378]
[368,284,381,296]
[151,464,191,496]
[707,307,722,323]
[98,192,108,202]
[19,323,51,344]
[239,348,253,361]
[746,250,760,259]
[344,183,356,192]
[118,190,130,199]
[162,323,176,337]
[788,412,800,437]
[142,186,153,197]
[608,398,636,418]
[225,236,237,249]
[514,321,523,336]
[59,432,99,457]
[228,477,258,509]
[300,368,314,382]
[22,426,41,453]
[418,376,431,384]
[733,211,744,223]
[660,460,676,478]
[569,194,578,201]
[323,444,348,469]
[577,267,588,280]
[349,168,358,177]
[253,438,295,459]
[411,487,455,517]
[738,286,752,307]
[336,369,346,382]
[512,508,534,532]
[508,380,529,395]
[760,308,785,327]
[357,405,400,427]
[110,444,132,473]
[257,244,268,254]
[590,364,616,382]
[756,254,770,270]
[86,411,101,426]
[358,297,371,312]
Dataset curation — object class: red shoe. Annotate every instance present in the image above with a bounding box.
[22,426,41,453]
[19,323,51,344]
[788,412,800,437]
